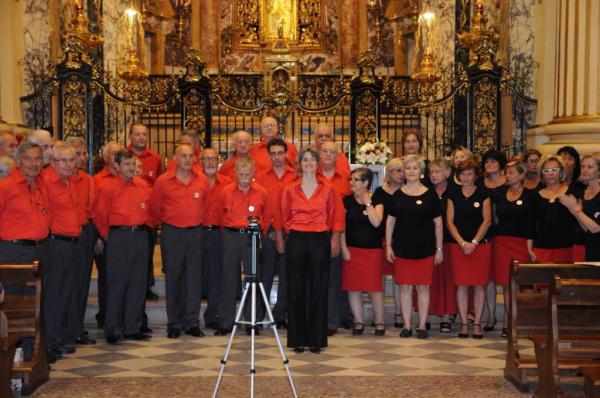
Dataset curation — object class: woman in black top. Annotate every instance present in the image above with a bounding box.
[402,130,430,186]
[532,155,579,262]
[386,155,443,339]
[340,168,385,336]
[559,153,600,261]
[492,160,537,337]
[522,149,542,190]
[447,158,493,339]
[557,146,586,260]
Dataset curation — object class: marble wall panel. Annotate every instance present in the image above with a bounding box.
[508,0,535,97]
[23,0,51,93]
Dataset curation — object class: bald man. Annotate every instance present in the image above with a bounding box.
[249,116,298,173]
[218,130,253,180]
[313,124,350,175]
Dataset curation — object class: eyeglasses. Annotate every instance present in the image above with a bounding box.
[349,177,365,183]
[527,158,539,164]
[201,156,218,162]
[542,167,560,174]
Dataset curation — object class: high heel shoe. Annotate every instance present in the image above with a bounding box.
[374,323,386,336]
[394,313,404,329]
[458,324,469,338]
[352,322,365,336]
[483,318,497,332]
[472,324,484,339]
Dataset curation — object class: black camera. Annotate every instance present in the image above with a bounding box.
[247,216,261,232]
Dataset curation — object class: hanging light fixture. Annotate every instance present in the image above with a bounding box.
[118,0,148,81]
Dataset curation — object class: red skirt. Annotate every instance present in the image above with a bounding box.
[493,236,530,285]
[449,242,492,286]
[533,247,572,262]
[394,256,434,285]
[429,243,457,316]
[572,245,586,262]
[341,247,384,292]
[381,239,394,275]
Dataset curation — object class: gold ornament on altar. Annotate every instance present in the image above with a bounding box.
[118,1,148,81]
[457,0,500,71]
[412,9,440,96]
[64,0,104,52]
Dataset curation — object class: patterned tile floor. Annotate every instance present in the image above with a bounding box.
[50,324,521,379]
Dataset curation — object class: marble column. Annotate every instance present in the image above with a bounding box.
[528,0,600,154]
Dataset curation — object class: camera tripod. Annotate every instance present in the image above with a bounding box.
[212,224,297,398]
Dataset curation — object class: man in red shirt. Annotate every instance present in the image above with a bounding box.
[94,150,151,344]
[64,136,97,346]
[214,157,277,335]
[218,130,252,180]
[255,137,295,328]
[26,130,54,167]
[200,148,231,330]
[92,141,121,329]
[150,144,209,338]
[318,140,353,335]
[249,116,298,173]
[126,123,162,301]
[313,124,350,175]
[166,131,203,172]
[41,144,83,356]
[0,131,18,157]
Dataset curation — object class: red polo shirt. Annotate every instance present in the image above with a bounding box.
[218,154,252,180]
[318,167,351,197]
[0,169,50,240]
[94,166,118,190]
[149,169,209,227]
[249,139,298,174]
[281,177,343,233]
[204,173,232,227]
[93,176,150,238]
[42,167,82,237]
[127,144,163,186]
[73,170,95,224]
[216,181,277,231]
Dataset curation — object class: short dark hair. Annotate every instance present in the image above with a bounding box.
[482,150,507,171]
[351,167,374,190]
[267,138,287,153]
[521,148,541,162]
[116,149,135,164]
[456,158,479,176]
[557,145,581,182]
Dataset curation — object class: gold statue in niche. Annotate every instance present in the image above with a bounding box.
[263,0,297,41]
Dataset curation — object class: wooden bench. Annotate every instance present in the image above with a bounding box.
[529,277,600,398]
[504,261,600,392]
[579,366,600,398]
[0,262,49,396]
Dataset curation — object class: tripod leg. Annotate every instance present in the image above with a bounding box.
[250,281,256,398]
[257,282,298,398]
[212,281,251,398]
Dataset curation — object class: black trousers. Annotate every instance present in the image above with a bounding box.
[202,228,222,326]
[327,254,352,329]
[64,223,96,342]
[263,231,288,323]
[43,238,78,349]
[147,228,157,288]
[104,228,148,337]
[286,231,330,349]
[161,225,203,330]
[0,240,45,295]
[93,225,107,324]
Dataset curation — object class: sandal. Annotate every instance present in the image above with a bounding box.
[374,323,385,336]
[458,323,469,338]
[472,324,484,339]
[440,322,452,333]
[352,322,365,336]
[394,313,404,328]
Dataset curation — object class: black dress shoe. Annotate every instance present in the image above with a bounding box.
[106,335,120,345]
[54,344,76,354]
[309,347,321,354]
[205,321,219,330]
[394,314,404,329]
[167,328,181,339]
[185,327,205,337]
[146,289,159,300]
[340,319,353,330]
[46,348,62,363]
[416,328,429,339]
[124,332,151,341]
[75,335,97,345]
[293,347,304,354]
[275,320,287,329]
[399,328,412,338]
[501,328,508,338]
[214,328,230,336]
[139,325,153,334]
[327,329,337,336]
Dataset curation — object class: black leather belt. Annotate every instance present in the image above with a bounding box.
[204,225,219,231]
[164,224,201,230]
[50,234,79,243]
[110,225,147,232]
[7,239,46,247]
[225,227,248,233]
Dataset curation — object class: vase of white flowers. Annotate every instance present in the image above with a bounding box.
[355,140,393,165]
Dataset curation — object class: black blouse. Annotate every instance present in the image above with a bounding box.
[373,186,393,240]
[583,191,600,261]
[533,186,580,249]
[447,185,491,243]
[343,194,384,249]
[493,186,537,239]
[390,188,442,259]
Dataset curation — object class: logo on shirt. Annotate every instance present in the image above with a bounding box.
[549,198,556,203]
[194,192,200,199]
[416,200,423,205]
[473,202,480,208]
[140,203,146,209]
[516,200,523,206]
[248,205,255,212]
[595,212,600,220]
[148,171,154,177]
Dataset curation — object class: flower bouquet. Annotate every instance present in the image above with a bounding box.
[355,141,393,165]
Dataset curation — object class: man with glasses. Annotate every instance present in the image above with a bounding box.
[200,148,231,330]
[219,130,253,180]
[317,140,353,335]
[255,138,297,328]
[249,116,298,173]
